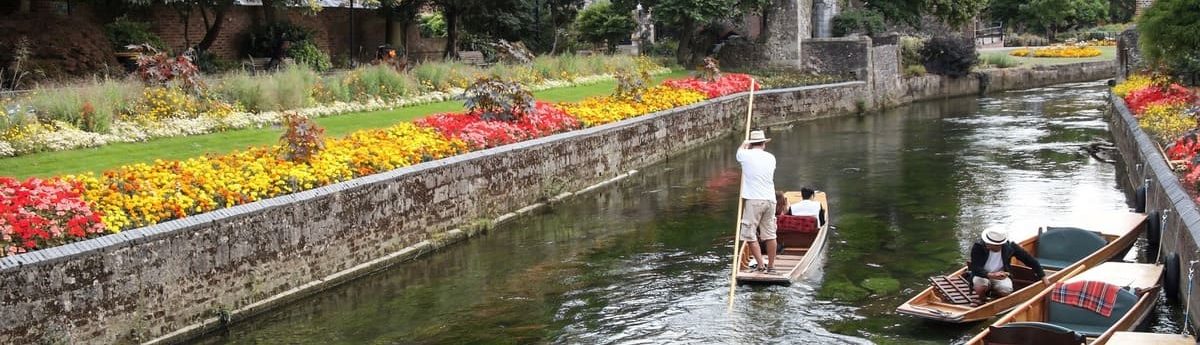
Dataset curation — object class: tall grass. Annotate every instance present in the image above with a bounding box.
[214,65,318,112]
[25,78,141,133]
[412,61,483,91]
[344,64,421,101]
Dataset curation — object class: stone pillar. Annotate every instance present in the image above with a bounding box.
[762,0,812,68]
[811,0,838,38]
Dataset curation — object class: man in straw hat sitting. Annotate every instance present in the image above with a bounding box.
[737,129,778,274]
[969,228,1050,303]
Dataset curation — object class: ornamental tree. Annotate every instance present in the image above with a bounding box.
[575,1,635,53]
[1138,0,1200,84]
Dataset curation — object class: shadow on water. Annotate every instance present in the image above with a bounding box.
[192,81,1183,345]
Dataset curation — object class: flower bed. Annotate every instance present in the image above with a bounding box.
[662,73,760,98]
[416,102,581,149]
[0,71,758,257]
[1010,45,1103,58]
[1115,77,1200,198]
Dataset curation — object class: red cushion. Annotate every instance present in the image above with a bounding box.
[778,215,819,233]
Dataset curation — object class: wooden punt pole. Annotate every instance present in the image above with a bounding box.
[728,79,757,312]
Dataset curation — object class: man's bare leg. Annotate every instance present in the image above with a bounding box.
[748,240,765,272]
[765,239,778,270]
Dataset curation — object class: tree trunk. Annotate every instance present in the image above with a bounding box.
[19,0,31,14]
[384,3,396,45]
[675,19,695,67]
[196,0,233,52]
[443,5,460,60]
[262,0,277,23]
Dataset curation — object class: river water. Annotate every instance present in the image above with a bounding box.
[193,81,1183,344]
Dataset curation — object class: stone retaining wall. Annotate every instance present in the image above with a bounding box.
[1107,93,1200,330]
[0,60,1117,344]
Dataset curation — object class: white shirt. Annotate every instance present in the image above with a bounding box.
[736,148,776,201]
[983,251,1004,273]
[789,200,822,216]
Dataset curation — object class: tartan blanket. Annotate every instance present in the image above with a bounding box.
[1050,280,1121,317]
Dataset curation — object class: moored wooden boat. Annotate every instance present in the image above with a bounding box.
[1106,331,1195,345]
[966,262,1163,345]
[895,213,1146,323]
[735,191,830,284]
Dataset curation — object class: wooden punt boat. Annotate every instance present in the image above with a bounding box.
[895,213,1146,323]
[966,262,1163,345]
[1105,332,1195,345]
[736,191,829,284]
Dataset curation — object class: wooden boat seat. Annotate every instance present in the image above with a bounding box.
[778,215,819,233]
[929,275,976,305]
[983,322,1086,345]
[1045,287,1139,337]
[1037,227,1107,270]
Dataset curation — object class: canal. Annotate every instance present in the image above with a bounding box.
[193,81,1182,344]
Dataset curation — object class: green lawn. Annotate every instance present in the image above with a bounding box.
[979,46,1116,67]
[0,70,692,179]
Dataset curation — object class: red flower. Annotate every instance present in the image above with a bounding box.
[662,73,760,98]
[0,177,106,257]
[416,102,581,149]
[1125,83,1196,115]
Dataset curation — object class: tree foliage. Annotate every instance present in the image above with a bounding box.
[867,0,987,27]
[987,0,1108,38]
[575,1,635,53]
[1138,0,1200,84]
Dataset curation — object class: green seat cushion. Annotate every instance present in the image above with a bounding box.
[1046,288,1138,337]
[1046,322,1110,337]
[1037,227,1106,270]
[1038,258,1075,271]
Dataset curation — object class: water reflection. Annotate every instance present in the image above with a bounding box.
[193,81,1179,345]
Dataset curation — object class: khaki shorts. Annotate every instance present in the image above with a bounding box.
[973,276,1014,295]
[739,199,777,242]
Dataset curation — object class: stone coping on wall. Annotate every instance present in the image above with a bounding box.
[0,80,867,273]
[1109,92,1200,238]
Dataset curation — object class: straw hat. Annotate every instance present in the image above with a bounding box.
[982,228,1008,245]
[745,130,771,144]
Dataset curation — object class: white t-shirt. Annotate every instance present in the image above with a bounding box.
[789,200,822,216]
[736,148,776,201]
[983,251,1004,273]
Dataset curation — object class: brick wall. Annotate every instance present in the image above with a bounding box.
[142,5,384,60]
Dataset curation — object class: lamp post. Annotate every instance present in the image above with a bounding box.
[350,0,356,66]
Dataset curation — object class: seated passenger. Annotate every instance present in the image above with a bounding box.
[787,187,825,226]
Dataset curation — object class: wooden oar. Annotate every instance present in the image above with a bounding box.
[727,78,757,312]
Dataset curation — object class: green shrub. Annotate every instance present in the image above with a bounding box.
[899,36,925,68]
[644,38,678,58]
[287,41,333,72]
[575,1,635,53]
[105,17,166,52]
[245,22,317,57]
[980,53,1021,69]
[194,50,239,74]
[419,12,447,38]
[903,64,926,77]
[832,9,886,37]
[920,35,977,78]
